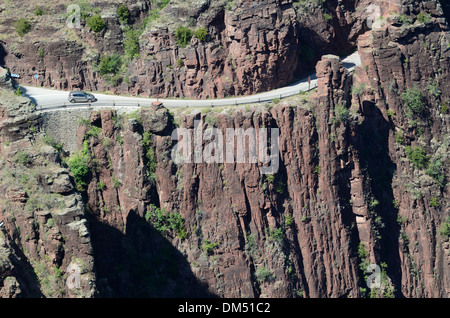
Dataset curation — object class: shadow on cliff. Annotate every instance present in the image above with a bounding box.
[294,20,360,80]
[1,229,44,297]
[356,100,404,298]
[88,210,216,298]
[439,0,450,22]
[0,43,6,67]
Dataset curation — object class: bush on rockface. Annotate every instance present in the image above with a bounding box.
[87,14,106,32]
[66,141,91,190]
[402,87,426,118]
[405,146,429,169]
[117,4,131,24]
[16,18,31,36]
[194,28,208,42]
[175,26,193,48]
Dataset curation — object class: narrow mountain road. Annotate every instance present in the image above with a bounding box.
[22,52,361,112]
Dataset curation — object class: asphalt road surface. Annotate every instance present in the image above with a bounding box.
[21,52,361,112]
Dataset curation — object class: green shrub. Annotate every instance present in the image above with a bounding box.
[402,87,426,118]
[15,151,32,166]
[427,79,441,98]
[369,199,380,209]
[334,103,351,124]
[284,214,294,227]
[67,152,90,189]
[42,134,64,153]
[153,0,171,10]
[112,177,122,189]
[255,267,273,283]
[87,14,106,32]
[14,86,23,96]
[194,27,208,42]
[416,12,432,24]
[98,54,122,75]
[145,0,170,23]
[202,239,219,255]
[266,227,284,246]
[322,12,332,22]
[46,218,54,228]
[276,181,285,194]
[117,4,131,24]
[77,1,93,21]
[97,181,106,191]
[425,157,445,187]
[398,14,413,25]
[145,204,187,239]
[405,146,429,169]
[85,125,102,138]
[142,131,157,180]
[440,217,450,240]
[386,109,396,118]
[16,18,31,36]
[265,174,275,184]
[394,130,405,145]
[430,197,440,208]
[314,165,321,174]
[440,102,449,114]
[175,26,193,48]
[123,28,140,59]
[301,216,311,223]
[352,83,366,97]
[34,6,45,16]
[357,242,369,260]
[176,58,184,68]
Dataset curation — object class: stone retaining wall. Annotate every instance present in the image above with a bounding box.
[40,107,139,153]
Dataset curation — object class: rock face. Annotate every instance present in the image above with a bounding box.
[66,1,449,298]
[0,0,364,98]
[352,7,450,297]
[128,0,303,98]
[0,0,449,299]
[2,0,449,99]
[0,85,97,297]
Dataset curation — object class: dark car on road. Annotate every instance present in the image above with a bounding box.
[69,91,96,103]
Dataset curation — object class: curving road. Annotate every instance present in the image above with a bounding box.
[22,52,360,112]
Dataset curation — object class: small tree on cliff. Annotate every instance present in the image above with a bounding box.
[402,87,426,118]
[117,4,131,25]
[16,18,31,36]
[87,14,106,32]
[66,140,91,191]
[175,26,193,48]
[194,27,208,42]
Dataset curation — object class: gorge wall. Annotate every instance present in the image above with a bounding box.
[0,0,449,298]
[0,76,96,297]
[0,0,367,99]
